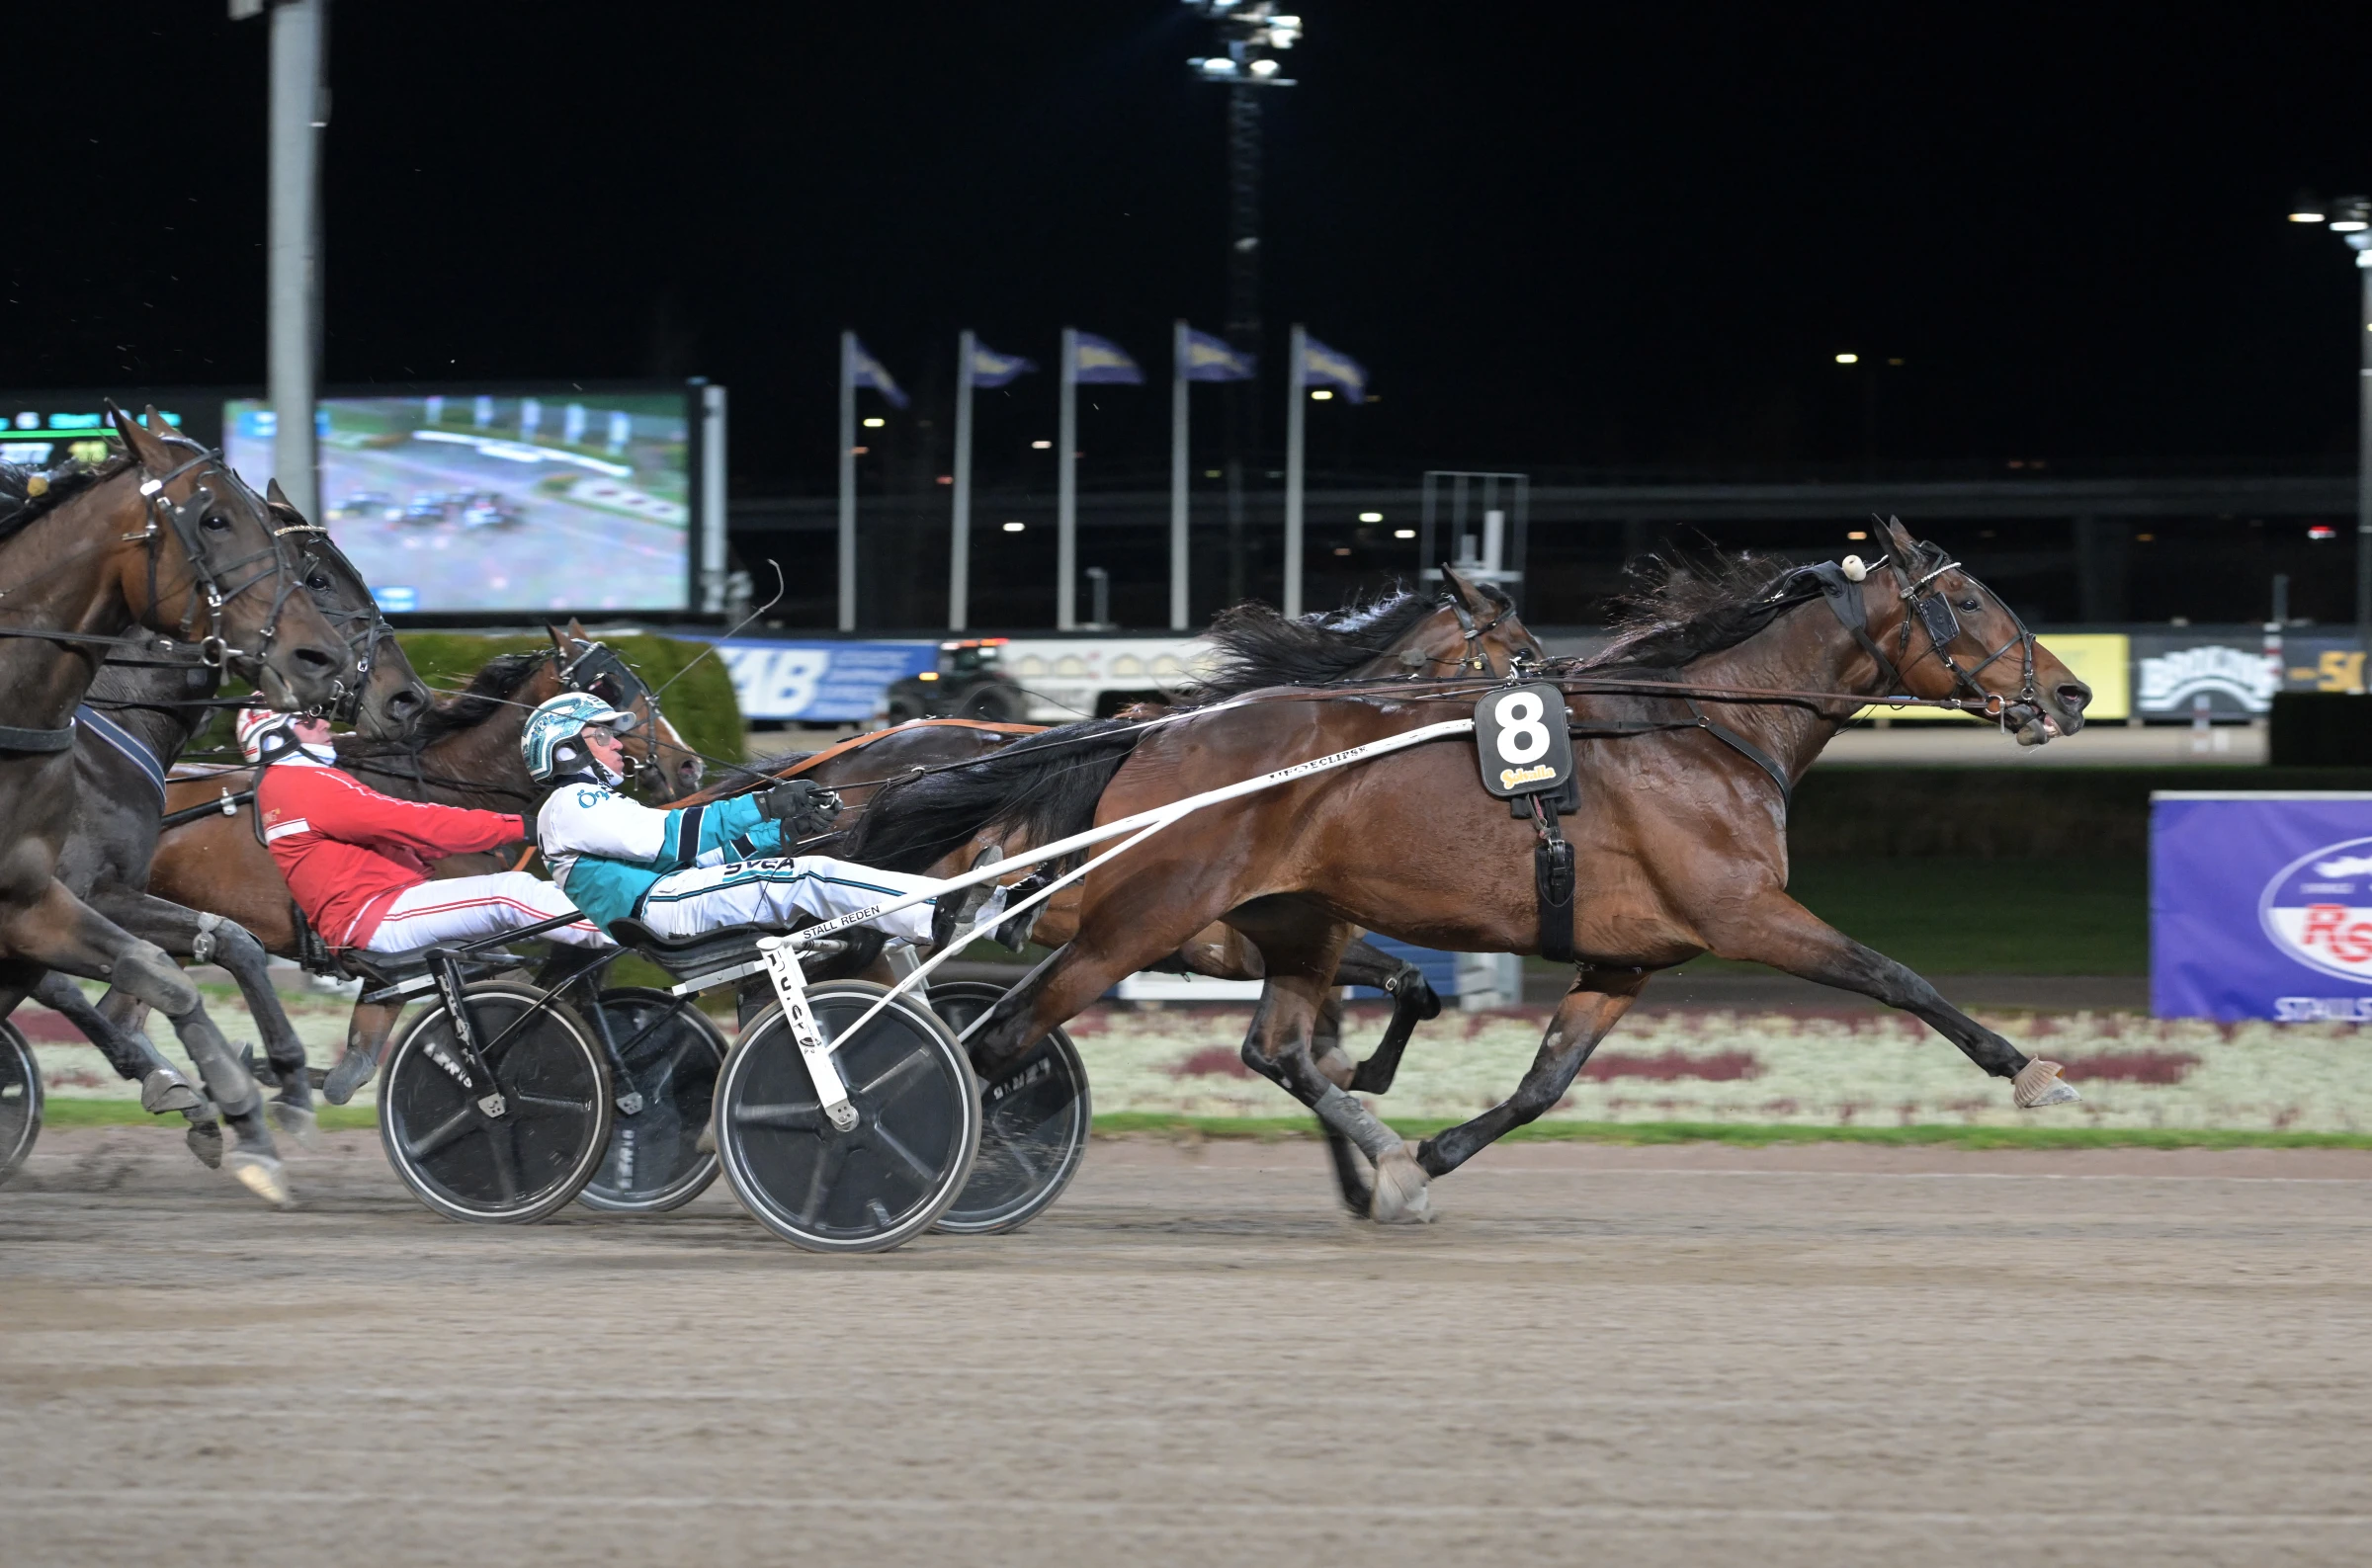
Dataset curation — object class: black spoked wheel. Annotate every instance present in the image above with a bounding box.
[379,981,613,1225]
[0,1020,42,1187]
[577,987,725,1214]
[925,980,1090,1236]
[714,980,979,1254]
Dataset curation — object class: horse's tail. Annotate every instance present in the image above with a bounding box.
[844,718,1144,872]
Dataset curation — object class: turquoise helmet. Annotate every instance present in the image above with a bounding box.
[521,692,637,782]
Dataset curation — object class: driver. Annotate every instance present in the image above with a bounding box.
[520,694,1003,949]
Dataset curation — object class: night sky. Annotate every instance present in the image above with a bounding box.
[12,2,2371,489]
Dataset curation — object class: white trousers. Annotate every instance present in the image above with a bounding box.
[635,856,952,944]
[364,871,609,952]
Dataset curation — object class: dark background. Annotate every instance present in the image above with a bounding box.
[10,3,2369,625]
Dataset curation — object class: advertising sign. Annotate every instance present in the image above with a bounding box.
[2131,633,2367,717]
[2151,791,2372,1022]
[710,639,937,722]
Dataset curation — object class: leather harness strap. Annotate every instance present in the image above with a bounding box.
[0,720,75,753]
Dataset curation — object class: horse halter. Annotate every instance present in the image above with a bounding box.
[1437,592,1528,679]
[266,501,386,725]
[131,448,320,688]
[556,636,665,778]
[1885,548,2043,727]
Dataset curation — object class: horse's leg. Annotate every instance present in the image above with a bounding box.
[1707,893,2072,1105]
[90,890,316,1139]
[1,882,291,1204]
[1415,964,1649,1178]
[323,999,405,1107]
[1329,938,1442,1096]
[29,970,204,1114]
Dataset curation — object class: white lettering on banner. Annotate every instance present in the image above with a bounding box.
[2274,996,2372,1023]
[2315,855,2372,877]
[718,645,829,719]
[2136,644,2276,711]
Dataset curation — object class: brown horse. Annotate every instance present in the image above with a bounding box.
[861,522,2094,1222]
[148,628,695,1096]
[0,406,354,1203]
[710,571,1544,1072]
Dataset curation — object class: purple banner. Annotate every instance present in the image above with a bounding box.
[2152,792,2372,1021]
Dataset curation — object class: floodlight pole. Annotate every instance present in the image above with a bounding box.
[837,330,858,630]
[262,0,325,522]
[1169,319,1191,629]
[1058,326,1079,630]
[1282,322,1307,618]
[950,329,976,630]
[699,382,727,613]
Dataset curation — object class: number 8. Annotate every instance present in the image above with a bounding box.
[1494,691,1550,763]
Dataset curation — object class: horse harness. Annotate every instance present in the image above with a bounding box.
[0,445,331,752]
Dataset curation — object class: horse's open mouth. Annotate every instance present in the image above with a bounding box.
[2005,704,2061,747]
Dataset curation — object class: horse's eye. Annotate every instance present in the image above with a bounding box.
[1956,597,1981,612]
[307,573,330,591]
[201,512,231,533]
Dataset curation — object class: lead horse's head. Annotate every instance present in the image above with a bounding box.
[261,477,430,739]
[1844,519,2091,745]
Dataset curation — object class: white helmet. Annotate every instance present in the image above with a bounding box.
[521,692,637,783]
[235,706,301,764]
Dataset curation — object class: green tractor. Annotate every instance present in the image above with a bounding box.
[879,638,1033,724]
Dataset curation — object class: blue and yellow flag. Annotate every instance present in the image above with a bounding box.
[1179,326,1256,382]
[1071,332,1145,385]
[1301,336,1369,403]
[847,335,909,409]
[970,342,1038,389]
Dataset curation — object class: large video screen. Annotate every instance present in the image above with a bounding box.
[223,390,691,614]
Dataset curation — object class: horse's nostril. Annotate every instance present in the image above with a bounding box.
[2057,683,2091,713]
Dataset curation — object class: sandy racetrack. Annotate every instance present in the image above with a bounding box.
[4,1129,2370,1566]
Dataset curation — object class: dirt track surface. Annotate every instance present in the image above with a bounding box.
[5,1129,2371,1567]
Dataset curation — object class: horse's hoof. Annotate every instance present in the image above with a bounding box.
[267,1100,320,1150]
[223,1149,296,1210]
[2013,1058,2081,1110]
[321,1049,377,1107]
[1368,1147,1435,1224]
[183,1121,225,1170]
[140,1067,202,1114]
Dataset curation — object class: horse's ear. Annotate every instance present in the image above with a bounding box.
[110,402,174,472]
[1882,517,1919,559]
[265,476,292,509]
[546,623,568,651]
[1440,563,1489,612]
[565,616,589,639]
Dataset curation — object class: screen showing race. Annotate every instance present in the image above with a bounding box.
[222,391,691,613]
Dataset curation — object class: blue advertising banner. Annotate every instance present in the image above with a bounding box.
[706,639,937,722]
[2152,791,2372,1022]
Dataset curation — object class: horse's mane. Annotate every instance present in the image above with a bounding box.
[339,649,549,758]
[1184,583,1502,700]
[1580,551,1833,672]
[840,717,1144,873]
[0,455,134,542]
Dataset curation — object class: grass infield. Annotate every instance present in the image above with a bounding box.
[32,1099,2372,1151]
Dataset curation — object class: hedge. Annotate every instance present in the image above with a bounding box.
[395,630,744,767]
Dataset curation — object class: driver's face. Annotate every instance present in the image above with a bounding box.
[582,724,626,772]
[291,714,333,745]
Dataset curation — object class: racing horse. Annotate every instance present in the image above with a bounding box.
[720,569,1543,1075]
[146,629,696,1096]
[860,521,2094,1222]
[0,406,355,1203]
[28,483,431,1157]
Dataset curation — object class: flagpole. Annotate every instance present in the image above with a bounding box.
[1058,325,1078,630]
[1170,319,1190,629]
[950,329,975,631]
[838,329,857,631]
[1283,321,1307,619]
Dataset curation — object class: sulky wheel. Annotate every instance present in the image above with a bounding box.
[576,986,726,1214]
[378,980,613,1225]
[0,1019,42,1188]
[925,980,1090,1236]
[714,980,979,1254]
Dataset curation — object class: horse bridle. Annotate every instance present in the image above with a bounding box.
[556,635,671,781]
[264,499,389,725]
[1435,593,1538,679]
[131,447,331,702]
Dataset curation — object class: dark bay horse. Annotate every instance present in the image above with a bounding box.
[148,630,694,1097]
[0,407,354,1204]
[860,522,2094,1222]
[720,570,1543,1070]
[31,486,431,1155]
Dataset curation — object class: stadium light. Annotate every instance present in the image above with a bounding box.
[1834,352,1859,365]
[862,416,886,428]
[2286,190,2372,661]
[1358,511,1383,522]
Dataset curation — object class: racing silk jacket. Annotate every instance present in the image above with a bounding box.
[534,778,784,936]
[257,754,530,949]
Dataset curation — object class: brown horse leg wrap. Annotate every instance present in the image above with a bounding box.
[1531,795,1576,964]
[1313,1085,1403,1163]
